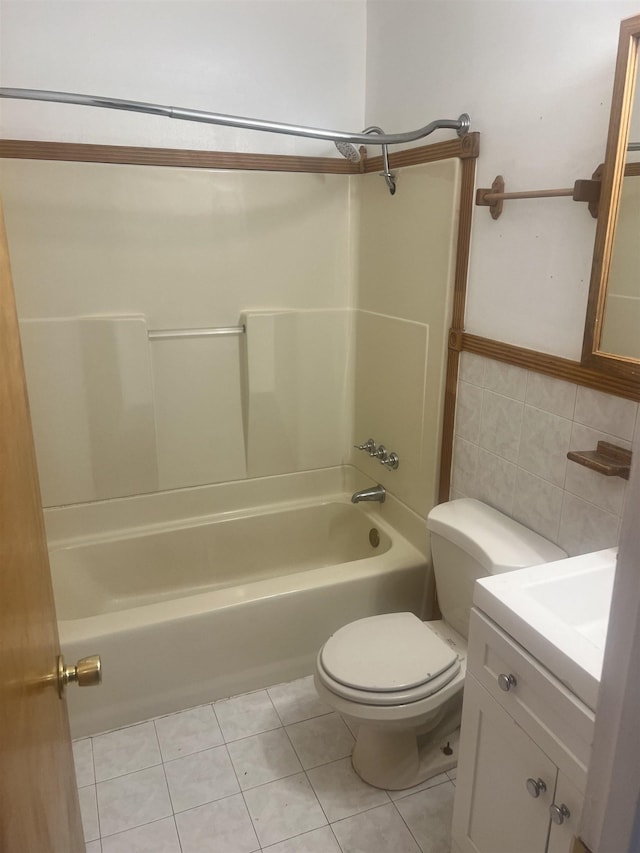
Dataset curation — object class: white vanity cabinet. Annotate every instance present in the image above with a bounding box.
[452,609,595,853]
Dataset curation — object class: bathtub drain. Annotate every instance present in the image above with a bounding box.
[369,528,380,548]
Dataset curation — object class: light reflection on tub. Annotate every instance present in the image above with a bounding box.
[50,499,427,737]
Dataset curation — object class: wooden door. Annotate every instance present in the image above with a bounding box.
[0,201,84,852]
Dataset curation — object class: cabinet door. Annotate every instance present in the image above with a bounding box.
[452,674,557,853]
[546,772,584,853]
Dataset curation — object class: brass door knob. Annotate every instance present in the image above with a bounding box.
[57,654,102,698]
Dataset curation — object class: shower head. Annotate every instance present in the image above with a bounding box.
[334,139,361,163]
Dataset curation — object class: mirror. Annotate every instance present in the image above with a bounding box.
[582,13,640,379]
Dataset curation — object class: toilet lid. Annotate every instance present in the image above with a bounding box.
[320,612,458,693]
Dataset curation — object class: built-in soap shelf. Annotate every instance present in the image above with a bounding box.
[567,440,632,480]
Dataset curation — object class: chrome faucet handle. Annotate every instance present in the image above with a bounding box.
[380,451,399,470]
[354,439,376,455]
[375,444,386,459]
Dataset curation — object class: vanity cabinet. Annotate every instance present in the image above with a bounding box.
[452,609,594,853]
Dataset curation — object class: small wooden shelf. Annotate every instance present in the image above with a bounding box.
[567,441,632,480]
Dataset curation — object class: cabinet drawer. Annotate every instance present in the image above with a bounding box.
[468,608,594,789]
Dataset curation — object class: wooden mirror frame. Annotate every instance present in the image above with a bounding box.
[582,13,640,381]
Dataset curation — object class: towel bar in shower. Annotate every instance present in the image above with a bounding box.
[148,325,246,340]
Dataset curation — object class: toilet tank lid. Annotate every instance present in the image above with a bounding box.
[427,499,567,573]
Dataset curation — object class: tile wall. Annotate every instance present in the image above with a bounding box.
[452,352,639,555]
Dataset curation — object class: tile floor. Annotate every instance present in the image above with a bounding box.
[74,676,456,853]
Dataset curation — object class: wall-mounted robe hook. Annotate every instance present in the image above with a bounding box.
[475,175,601,220]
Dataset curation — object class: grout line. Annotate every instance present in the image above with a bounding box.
[159,747,178,818]
[391,797,424,852]
[329,821,346,853]
[93,757,164,784]
[392,777,456,852]
[223,735,267,847]
[98,814,177,845]
[173,812,185,853]
[301,766,332,831]
[87,736,102,843]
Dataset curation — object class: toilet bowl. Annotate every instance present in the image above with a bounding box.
[314,613,466,789]
[314,498,567,790]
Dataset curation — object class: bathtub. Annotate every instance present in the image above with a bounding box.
[47,471,428,737]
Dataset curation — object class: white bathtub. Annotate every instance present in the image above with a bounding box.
[47,470,429,737]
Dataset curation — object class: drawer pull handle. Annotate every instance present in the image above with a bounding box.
[526,777,547,798]
[498,673,517,692]
[550,803,570,825]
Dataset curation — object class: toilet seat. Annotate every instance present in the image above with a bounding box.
[317,613,461,706]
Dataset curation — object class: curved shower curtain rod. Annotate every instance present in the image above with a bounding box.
[0,87,471,148]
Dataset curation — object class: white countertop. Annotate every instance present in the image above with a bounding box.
[473,548,617,711]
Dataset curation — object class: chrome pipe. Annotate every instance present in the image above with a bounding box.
[0,87,470,147]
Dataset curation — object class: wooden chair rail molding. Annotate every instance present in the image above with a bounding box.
[454,330,640,401]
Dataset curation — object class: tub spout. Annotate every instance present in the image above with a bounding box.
[351,485,386,504]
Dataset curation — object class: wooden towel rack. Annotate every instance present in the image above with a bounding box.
[476,174,601,220]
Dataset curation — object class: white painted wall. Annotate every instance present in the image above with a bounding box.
[9,1,636,359]
[0,0,366,156]
[365,0,638,360]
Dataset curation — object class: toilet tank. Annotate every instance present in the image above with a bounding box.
[426,499,566,638]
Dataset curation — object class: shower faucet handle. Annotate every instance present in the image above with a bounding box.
[354,439,377,455]
[380,451,399,470]
[354,440,399,469]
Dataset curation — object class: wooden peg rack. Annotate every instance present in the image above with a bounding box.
[476,175,601,220]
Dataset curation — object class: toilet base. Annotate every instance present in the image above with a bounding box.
[351,718,460,791]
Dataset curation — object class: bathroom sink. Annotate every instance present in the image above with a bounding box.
[473,548,617,711]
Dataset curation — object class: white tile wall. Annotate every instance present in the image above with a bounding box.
[452,353,639,556]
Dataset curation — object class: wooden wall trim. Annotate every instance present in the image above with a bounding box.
[438,154,478,504]
[462,332,640,401]
[0,139,359,174]
[0,134,480,174]
[364,132,480,174]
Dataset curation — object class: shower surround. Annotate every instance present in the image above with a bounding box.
[1,156,460,517]
[1,152,461,734]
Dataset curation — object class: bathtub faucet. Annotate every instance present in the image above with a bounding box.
[351,485,386,504]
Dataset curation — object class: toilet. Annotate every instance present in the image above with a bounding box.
[314,498,566,790]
